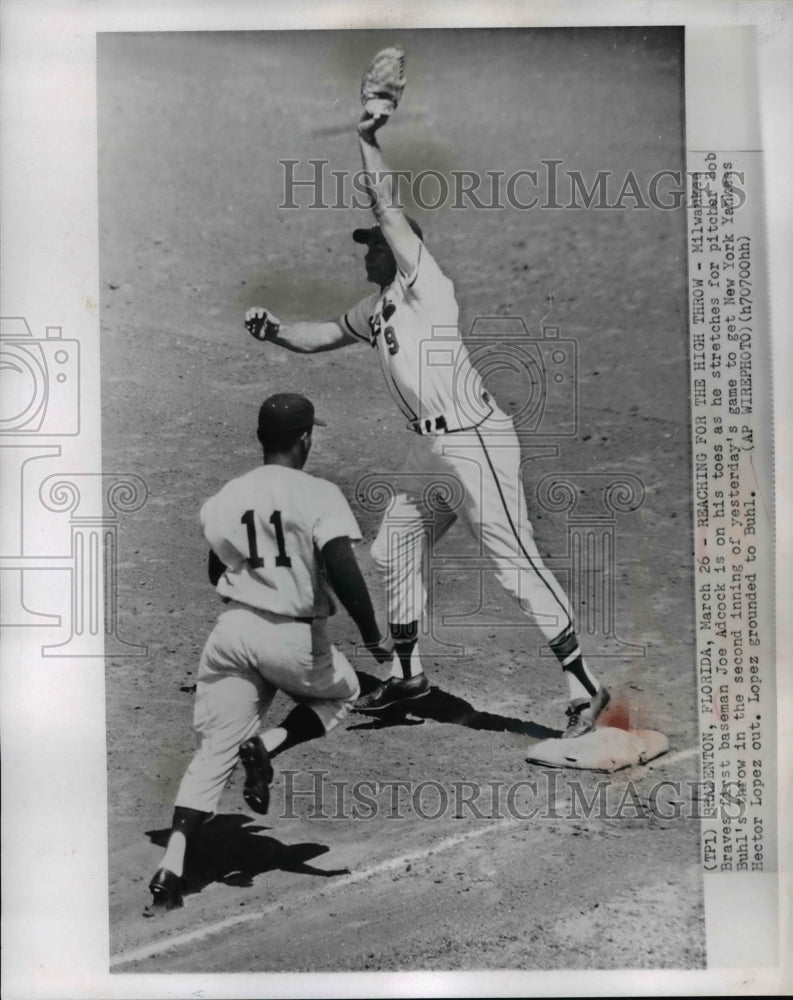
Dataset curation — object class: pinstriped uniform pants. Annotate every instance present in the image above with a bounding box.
[370,408,573,641]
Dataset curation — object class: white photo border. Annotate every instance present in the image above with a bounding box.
[1,1,790,997]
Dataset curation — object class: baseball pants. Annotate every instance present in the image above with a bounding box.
[370,409,574,641]
[174,604,359,815]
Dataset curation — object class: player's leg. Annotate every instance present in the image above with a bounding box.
[288,637,362,732]
[371,492,428,679]
[451,426,609,736]
[147,612,273,912]
[238,617,362,805]
[369,439,451,676]
[358,490,456,710]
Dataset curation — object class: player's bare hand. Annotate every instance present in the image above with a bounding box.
[357,106,391,140]
[245,306,281,342]
[363,633,394,664]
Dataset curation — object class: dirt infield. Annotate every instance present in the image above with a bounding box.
[98,28,704,972]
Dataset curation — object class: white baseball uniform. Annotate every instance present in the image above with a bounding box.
[340,242,574,641]
[174,465,361,815]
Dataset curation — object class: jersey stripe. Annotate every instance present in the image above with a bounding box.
[342,312,369,341]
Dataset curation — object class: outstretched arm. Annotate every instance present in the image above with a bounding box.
[245,308,359,353]
[358,117,421,278]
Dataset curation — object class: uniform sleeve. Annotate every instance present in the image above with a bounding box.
[339,292,379,342]
[312,482,363,550]
[405,243,455,302]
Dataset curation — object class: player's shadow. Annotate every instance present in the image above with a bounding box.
[350,671,560,739]
[145,814,348,900]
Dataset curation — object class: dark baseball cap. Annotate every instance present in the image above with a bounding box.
[352,215,423,244]
[257,393,326,435]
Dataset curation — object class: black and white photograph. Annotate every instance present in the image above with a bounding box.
[1,3,790,997]
[99,24,701,971]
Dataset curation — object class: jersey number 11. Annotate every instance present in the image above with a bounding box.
[241,509,292,569]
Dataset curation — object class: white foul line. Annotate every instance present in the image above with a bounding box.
[110,744,700,969]
[110,816,523,969]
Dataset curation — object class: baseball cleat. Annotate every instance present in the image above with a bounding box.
[353,673,430,712]
[145,867,184,915]
[239,736,274,814]
[562,685,611,739]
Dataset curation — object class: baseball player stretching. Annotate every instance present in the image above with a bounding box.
[245,109,610,740]
[147,393,391,913]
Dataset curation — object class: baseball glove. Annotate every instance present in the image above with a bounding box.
[360,45,406,124]
[245,306,281,342]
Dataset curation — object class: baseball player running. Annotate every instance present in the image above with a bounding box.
[244,88,610,741]
[147,393,391,914]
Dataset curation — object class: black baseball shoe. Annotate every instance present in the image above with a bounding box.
[353,674,430,712]
[145,867,184,915]
[239,737,274,814]
[562,686,611,739]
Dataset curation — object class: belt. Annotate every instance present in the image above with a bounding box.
[223,598,315,624]
[409,392,493,435]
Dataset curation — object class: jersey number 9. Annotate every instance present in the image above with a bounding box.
[384,325,399,355]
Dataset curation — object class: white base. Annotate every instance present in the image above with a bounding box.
[526,727,669,772]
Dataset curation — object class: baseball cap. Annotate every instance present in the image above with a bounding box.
[257,393,326,436]
[352,215,423,244]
